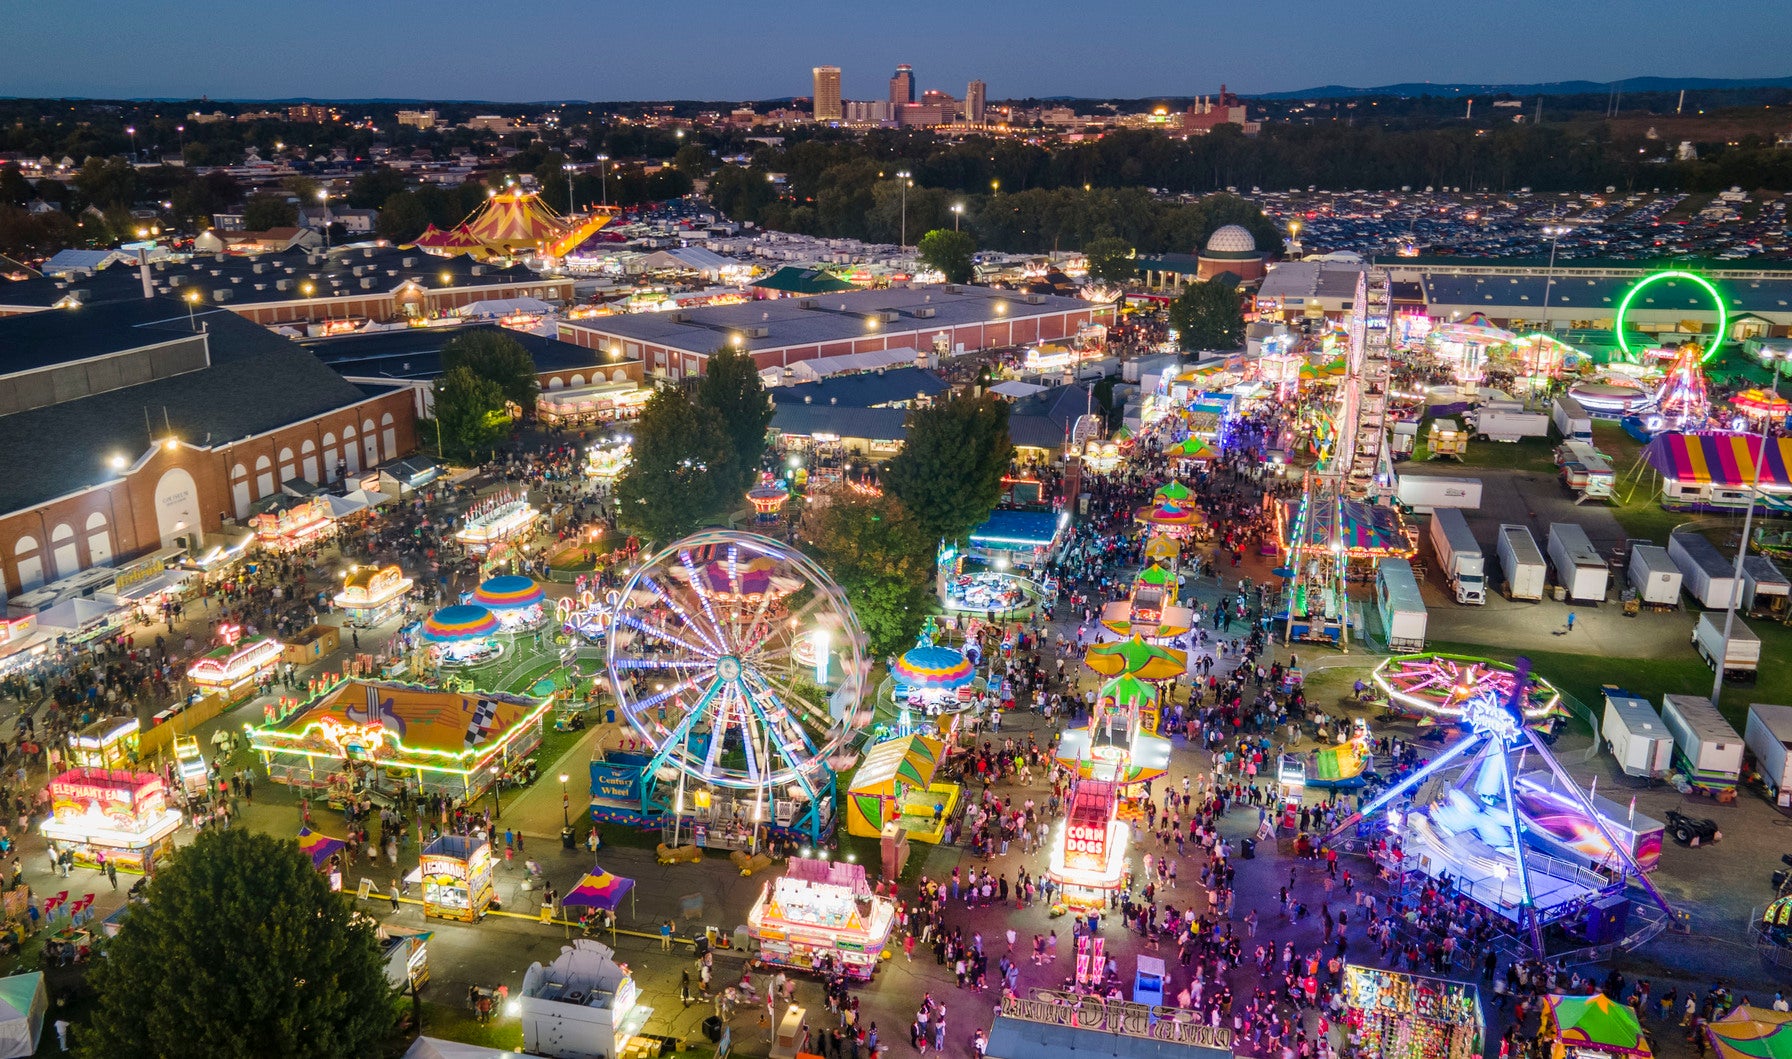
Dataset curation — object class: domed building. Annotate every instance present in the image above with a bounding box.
[1195,225,1266,282]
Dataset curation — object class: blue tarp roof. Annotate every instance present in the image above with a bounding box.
[970,509,1062,549]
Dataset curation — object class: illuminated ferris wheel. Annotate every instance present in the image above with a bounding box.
[604,530,868,804]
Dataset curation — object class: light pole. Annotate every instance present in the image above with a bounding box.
[951,203,963,232]
[184,289,200,330]
[563,163,576,215]
[596,154,610,206]
[125,125,137,161]
[1712,427,1770,708]
[1533,225,1570,395]
[317,187,331,253]
[896,170,911,248]
[176,124,185,155]
[560,773,571,829]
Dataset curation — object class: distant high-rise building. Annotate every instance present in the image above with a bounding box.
[890,64,915,108]
[966,80,987,124]
[812,66,842,122]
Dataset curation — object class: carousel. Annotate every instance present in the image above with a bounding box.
[470,575,547,633]
[419,605,503,668]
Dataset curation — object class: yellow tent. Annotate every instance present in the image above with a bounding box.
[844,736,958,842]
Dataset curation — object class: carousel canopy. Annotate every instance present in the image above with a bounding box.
[1432,311,1517,347]
[1083,635,1186,681]
[1544,993,1651,1057]
[420,605,500,642]
[472,575,544,611]
[1709,1006,1792,1059]
[893,645,974,689]
[851,735,944,795]
[1646,431,1792,490]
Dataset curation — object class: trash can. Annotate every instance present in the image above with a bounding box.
[562,826,576,849]
[702,1016,724,1043]
[1241,836,1257,859]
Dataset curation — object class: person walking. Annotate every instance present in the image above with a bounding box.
[105,858,117,890]
[389,879,401,913]
[1566,611,1577,633]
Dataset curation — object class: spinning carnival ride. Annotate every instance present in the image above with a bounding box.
[1328,659,1674,957]
[603,531,869,844]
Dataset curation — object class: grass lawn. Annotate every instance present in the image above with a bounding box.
[1412,418,1559,474]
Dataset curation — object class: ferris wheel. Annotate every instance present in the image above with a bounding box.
[604,530,868,804]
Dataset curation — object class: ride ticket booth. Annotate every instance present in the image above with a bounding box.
[1278,753,1307,832]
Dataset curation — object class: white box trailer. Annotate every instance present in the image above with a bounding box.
[1668,531,1740,609]
[1742,554,1792,619]
[1375,557,1429,652]
[1428,508,1486,604]
[1473,401,1550,442]
[1555,441,1615,504]
[1498,523,1548,602]
[1692,612,1761,680]
[1627,544,1683,607]
[1660,693,1745,792]
[1601,688,1675,779]
[1744,703,1792,805]
[1547,523,1610,602]
[1396,474,1483,514]
[1552,395,1594,442]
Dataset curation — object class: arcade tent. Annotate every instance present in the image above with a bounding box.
[1542,993,1651,1059]
[845,735,958,843]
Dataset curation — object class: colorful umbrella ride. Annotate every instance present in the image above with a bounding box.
[562,866,636,911]
[471,575,545,611]
[1154,480,1194,504]
[893,645,974,692]
[420,605,500,643]
[1134,501,1201,534]
[1165,437,1217,461]
[1083,635,1186,681]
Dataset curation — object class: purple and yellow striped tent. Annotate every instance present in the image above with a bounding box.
[1647,431,1792,489]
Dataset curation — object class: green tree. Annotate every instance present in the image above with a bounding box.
[441,329,539,410]
[77,829,393,1059]
[347,166,407,209]
[432,364,511,460]
[1083,235,1137,285]
[243,192,296,230]
[376,190,430,242]
[882,394,1013,546]
[72,156,135,211]
[1168,279,1245,352]
[616,387,734,542]
[694,345,773,492]
[0,165,32,207]
[916,228,976,283]
[802,491,936,656]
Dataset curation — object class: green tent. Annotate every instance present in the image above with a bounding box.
[1544,993,1649,1057]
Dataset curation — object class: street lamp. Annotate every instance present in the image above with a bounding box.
[896,170,911,248]
[559,773,571,829]
[317,187,332,254]
[176,124,184,154]
[1713,428,1770,709]
[125,126,137,161]
[184,289,200,330]
[596,154,610,206]
[951,203,963,232]
[563,163,576,215]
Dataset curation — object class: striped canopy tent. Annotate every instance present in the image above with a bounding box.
[1542,993,1651,1058]
[1154,480,1194,503]
[1646,431,1792,490]
[1098,673,1157,711]
[420,605,500,643]
[296,827,346,868]
[1083,635,1186,681]
[845,734,953,838]
[1708,1006,1792,1059]
[562,866,635,911]
[471,575,545,611]
[1165,437,1217,461]
[893,645,974,691]
[1134,500,1201,531]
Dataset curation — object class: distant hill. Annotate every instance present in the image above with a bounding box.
[1249,76,1792,100]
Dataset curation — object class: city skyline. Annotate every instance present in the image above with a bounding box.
[3,0,1790,103]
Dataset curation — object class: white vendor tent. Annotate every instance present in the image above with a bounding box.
[0,972,46,1058]
[402,1037,518,1059]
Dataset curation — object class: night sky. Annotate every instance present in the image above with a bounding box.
[5,0,1789,102]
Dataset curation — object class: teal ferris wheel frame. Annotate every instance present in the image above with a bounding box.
[1613,270,1727,364]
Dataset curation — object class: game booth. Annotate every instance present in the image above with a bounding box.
[454,490,539,556]
[1341,966,1483,1059]
[40,768,182,875]
[250,495,336,552]
[469,576,547,633]
[1047,779,1129,908]
[419,605,504,668]
[1540,992,1653,1059]
[747,857,896,981]
[334,565,414,627]
[246,679,549,806]
[185,623,282,703]
[584,440,632,480]
[844,735,959,844]
[419,834,495,922]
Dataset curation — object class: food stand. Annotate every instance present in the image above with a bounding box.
[41,768,182,875]
[584,440,632,480]
[1047,780,1129,908]
[250,495,335,552]
[67,718,139,770]
[185,623,282,703]
[419,834,494,922]
[454,489,539,555]
[748,857,895,980]
[1541,993,1652,1059]
[333,565,414,627]
[1341,966,1483,1059]
[247,679,548,806]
